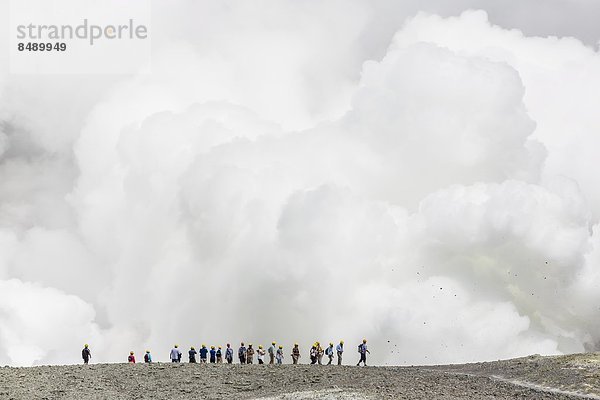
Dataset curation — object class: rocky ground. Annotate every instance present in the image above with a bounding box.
[430,352,600,398]
[2,353,600,399]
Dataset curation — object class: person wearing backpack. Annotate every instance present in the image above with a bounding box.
[144,350,152,363]
[128,351,136,363]
[336,340,344,365]
[170,345,182,363]
[225,343,234,364]
[238,342,247,364]
[82,344,92,364]
[356,339,370,366]
[325,343,335,365]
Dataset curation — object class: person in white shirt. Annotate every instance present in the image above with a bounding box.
[257,345,266,364]
[170,344,182,363]
[325,343,335,365]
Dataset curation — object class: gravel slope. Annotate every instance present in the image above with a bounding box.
[1,354,599,399]
[432,353,600,398]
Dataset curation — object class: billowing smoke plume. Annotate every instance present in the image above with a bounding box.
[1,4,600,366]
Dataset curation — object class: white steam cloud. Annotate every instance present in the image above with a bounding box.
[1,4,600,366]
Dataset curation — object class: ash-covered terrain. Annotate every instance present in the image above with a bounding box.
[2,353,600,399]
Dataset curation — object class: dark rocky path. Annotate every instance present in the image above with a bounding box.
[2,354,599,399]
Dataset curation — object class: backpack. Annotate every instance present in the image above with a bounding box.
[144,353,149,362]
[358,344,362,353]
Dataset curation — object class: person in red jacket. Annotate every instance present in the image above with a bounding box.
[128,351,136,363]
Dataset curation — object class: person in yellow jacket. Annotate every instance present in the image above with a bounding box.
[315,342,324,365]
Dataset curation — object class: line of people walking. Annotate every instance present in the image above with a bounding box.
[82,339,371,366]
